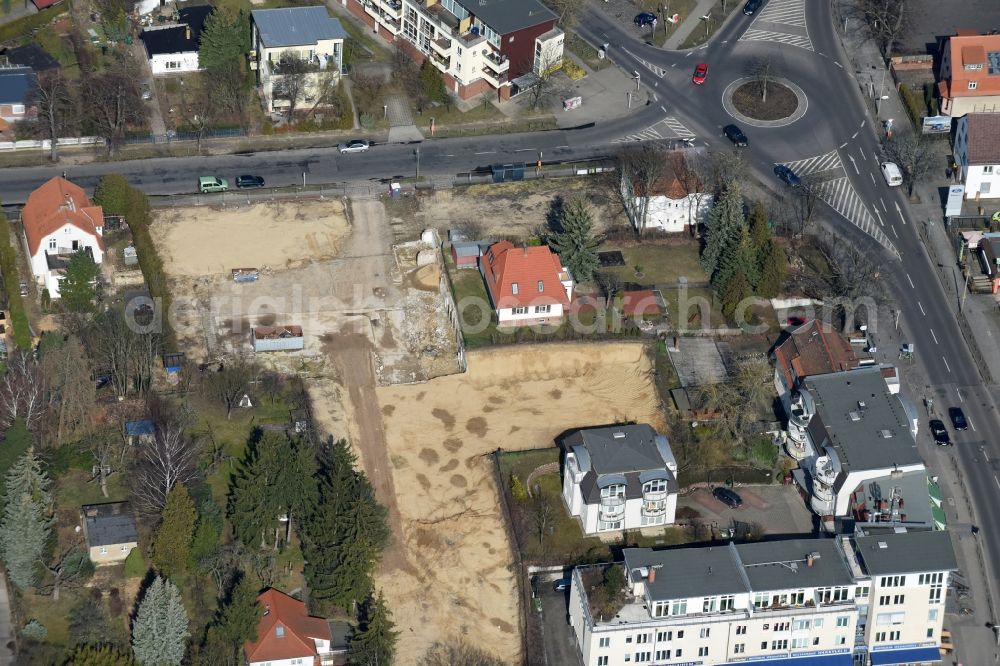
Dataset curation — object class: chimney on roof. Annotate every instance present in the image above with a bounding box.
[647,567,656,583]
[806,553,814,567]
[64,194,75,212]
[523,246,528,256]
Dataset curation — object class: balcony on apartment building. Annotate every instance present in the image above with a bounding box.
[270,55,333,75]
[431,35,453,55]
[483,49,510,73]
[599,496,625,521]
[363,0,401,30]
[374,0,402,17]
[429,50,450,69]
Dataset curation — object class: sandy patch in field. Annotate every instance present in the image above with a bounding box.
[151,200,350,277]
[374,342,664,664]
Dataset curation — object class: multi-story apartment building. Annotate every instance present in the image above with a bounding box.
[568,528,955,666]
[784,366,923,519]
[561,424,679,535]
[342,0,564,99]
[250,7,346,113]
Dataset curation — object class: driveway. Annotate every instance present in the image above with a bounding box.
[680,484,817,538]
[536,574,581,666]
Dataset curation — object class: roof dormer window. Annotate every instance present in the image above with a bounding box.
[538,280,544,292]
[276,625,284,637]
[512,282,518,295]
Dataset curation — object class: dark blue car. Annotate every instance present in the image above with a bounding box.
[634,12,657,27]
[774,164,802,187]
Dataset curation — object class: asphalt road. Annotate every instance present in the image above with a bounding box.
[0,0,998,619]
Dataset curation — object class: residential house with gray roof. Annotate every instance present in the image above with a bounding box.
[561,424,678,535]
[249,7,346,114]
[954,111,1000,200]
[80,502,139,565]
[567,527,956,666]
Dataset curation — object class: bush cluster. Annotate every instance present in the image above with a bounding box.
[0,208,32,350]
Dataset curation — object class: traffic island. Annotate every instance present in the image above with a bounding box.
[722,77,809,128]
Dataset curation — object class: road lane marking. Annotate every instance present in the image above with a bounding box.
[839,142,847,149]
[860,121,865,129]
[930,328,938,344]
[943,356,952,373]
[852,131,859,139]
[474,151,497,154]
[906,273,914,288]
[661,105,667,112]
[958,389,964,403]
[874,209,884,226]
[834,61,843,68]
[556,145,569,148]
[880,198,887,212]
[891,224,898,238]
[515,148,534,152]
[872,150,879,161]
[870,172,876,185]
[994,474,999,491]
[848,155,859,174]
[918,301,925,315]
[895,202,905,224]
[972,420,977,432]
[858,150,867,161]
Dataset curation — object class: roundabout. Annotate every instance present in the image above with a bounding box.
[721,77,809,128]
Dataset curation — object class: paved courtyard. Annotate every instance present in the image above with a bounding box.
[679,484,817,537]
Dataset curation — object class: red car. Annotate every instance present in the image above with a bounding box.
[692,63,708,84]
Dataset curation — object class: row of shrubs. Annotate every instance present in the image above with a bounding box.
[0,208,33,350]
[92,175,177,352]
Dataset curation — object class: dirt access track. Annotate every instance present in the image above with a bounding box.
[373,342,665,664]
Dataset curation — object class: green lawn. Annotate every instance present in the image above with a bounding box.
[54,470,129,511]
[631,0,700,47]
[564,31,609,71]
[602,242,709,286]
[680,0,741,49]
[410,97,507,130]
[339,16,393,64]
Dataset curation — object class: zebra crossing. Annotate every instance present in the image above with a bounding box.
[615,117,695,143]
[739,0,813,51]
[776,151,899,257]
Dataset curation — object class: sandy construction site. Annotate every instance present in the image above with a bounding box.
[373,342,665,664]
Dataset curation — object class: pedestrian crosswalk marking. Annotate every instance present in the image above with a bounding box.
[739,0,813,51]
[781,150,843,176]
[615,117,695,143]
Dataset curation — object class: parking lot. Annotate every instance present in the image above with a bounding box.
[679,483,817,537]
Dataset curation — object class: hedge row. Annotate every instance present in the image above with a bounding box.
[898,83,926,129]
[0,208,32,350]
[0,6,64,44]
[93,175,177,352]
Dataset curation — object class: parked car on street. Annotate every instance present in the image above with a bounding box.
[713,487,743,509]
[743,0,762,15]
[949,407,969,431]
[724,124,748,146]
[198,176,229,193]
[774,164,801,187]
[338,139,370,154]
[929,419,951,446]
[634,12,657,27]
[235,175,265,188]
[692,63,709,85]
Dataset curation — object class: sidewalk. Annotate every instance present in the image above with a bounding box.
[833,1,1000,663]
[663,0,720,49]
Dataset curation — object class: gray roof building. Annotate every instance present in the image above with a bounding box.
[804,367,921,478]
[455,0,555,35]
[251,7,347,48]
[81,502,139,548]
[563,424,678,503]
[854,530,957,576]
[0,66,34,107]
[624,538,856,602]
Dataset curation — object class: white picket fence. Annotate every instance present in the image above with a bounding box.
[0,136,104,152]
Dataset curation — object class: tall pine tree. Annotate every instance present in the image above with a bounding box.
[131,577,189,666]
[300,439,390,614]
[198,573,261,665]
[700,183,746,278]
[711,224,759,294]
[69,645,136,666]
[548,197,601,283]
[721,269,752,318]
[348,592,399,666]
[153,482,197,577]
[756,241,788,298]
[0,448,51,591]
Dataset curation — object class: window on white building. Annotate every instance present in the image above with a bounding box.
[634,652,651,663]
[512,306,528,315]
[11,104,25,115]
[879,595,891,605]
[928,609,939,621]
[699,628,710,638]
[753,592,769,608]
[535,305,551,314]
[792,620,811,631]
[836,636,846,645]
[656,631,671,641]
[643,479,666,494]
[655,650,670,660]
[734,644,745,654]
[635,633,649,644]
[880,576,905,587]
[893,594,905,605]
[927,628,935,638]
[674,649,682,657]
[597,658,608,666]
[48,238,56,250]
[792,638,808,649]
[669,600,687,616]
[599,637,610,648]
[836,616,849,627]
[653,602,668,618]
[702,598,717,613]
[736,625,747,635]
[698,647,708,657]
[771,640,787,650]
[984,166,995,175]
[719,594,735,611]
[890,631,900,641]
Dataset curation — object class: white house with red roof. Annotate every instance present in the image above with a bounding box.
[245,588,335,666]
[937,30,1000,117]
[21,176,105,298]
[479,241,574,327]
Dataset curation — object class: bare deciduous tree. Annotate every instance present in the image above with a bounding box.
[205,355,259,419]
[132,410,200,514]
[856,0,909,60]
[0,350,45,432]
[272,51,311,121]
[419,641,506,666]
[526,52,566,111]
[34,70,76,162]
[544,0,584,28]
[595,270,623,311]
[41,336,95,445]
[38,536,91,602]
[882,133,935,197]
[610,143,667,235]
[88,61,144,157]
[747,56,774,102]
[709,149,749,192]
[207,60,251,132]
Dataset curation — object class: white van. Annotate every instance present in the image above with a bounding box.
[881,161,903,187]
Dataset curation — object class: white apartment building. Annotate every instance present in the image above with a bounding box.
[568,529,955,666]
[250,7,346,114]
[344,0,564,100]
[561,424,679,535]
[785,367,923,519]
[954,112,1000,200]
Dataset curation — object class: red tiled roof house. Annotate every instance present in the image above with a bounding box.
[619,152,713,233]
[479,241,574,327]
[245,588,334,666]
[22,176,105,299]
[937,31,1000,117]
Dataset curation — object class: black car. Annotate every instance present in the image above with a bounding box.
[949,407,969,431]
[743,0,762,15]
[713,487,743,509]
[774,164,802,187]
[929,419,951,446]
[235,175,265,188]
[634,12,657,27]
[724,124,748,147]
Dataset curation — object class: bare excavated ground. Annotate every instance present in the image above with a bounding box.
[385,177,624,242]
[373,342,665,664]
